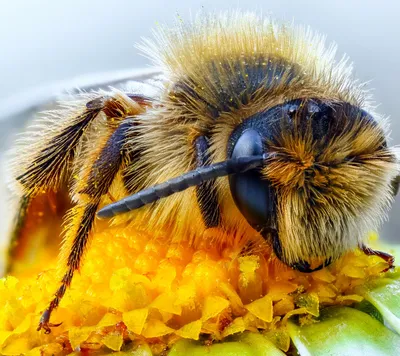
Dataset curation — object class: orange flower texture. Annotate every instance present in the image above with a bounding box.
[1,222,397,354]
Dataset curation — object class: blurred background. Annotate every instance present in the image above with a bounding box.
[0,0,398,254]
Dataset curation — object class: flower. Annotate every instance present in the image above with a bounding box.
[1,225,400,355]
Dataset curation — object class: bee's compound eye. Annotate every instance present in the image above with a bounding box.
[280,99,332,142]
[281,99,383,146]
[228,129,276,230]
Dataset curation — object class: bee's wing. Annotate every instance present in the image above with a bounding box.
[0,67,163,138]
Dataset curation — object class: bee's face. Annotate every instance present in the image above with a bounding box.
[229,99,399,268]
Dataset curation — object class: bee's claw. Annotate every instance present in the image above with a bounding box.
[37,309,62,333]
[37,321,63,334]
[360,244,395,272]
[380,256,395,273]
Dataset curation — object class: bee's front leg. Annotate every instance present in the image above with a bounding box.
[267,228,332,273]
[360,243,395,272]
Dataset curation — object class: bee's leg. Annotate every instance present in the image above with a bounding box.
[86,93,152,111]
[9,99,107,272]
[38,202,99,333]
[6,190,70,275]
[16,92,149,195]
[289,259,332,273]
[17,106,102,193]
[9,92,149,276]
[360,243,395,272]
[268,229,331,272]
[37,119,139,333]
[195,136,221,228]
[6,195,31,274]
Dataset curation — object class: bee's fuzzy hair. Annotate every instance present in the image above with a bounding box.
[8,12,399,267]
[112,12,399,263]
[140,11,374,110]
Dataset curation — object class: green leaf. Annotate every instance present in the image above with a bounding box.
[287,306,400,356]
[362,278,400,334]
[168,332,285,356]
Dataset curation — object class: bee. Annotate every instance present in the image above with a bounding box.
[6,12,399,334]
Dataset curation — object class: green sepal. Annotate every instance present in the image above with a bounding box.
[362,278,400,334]
[168,332,285,356]
[354,300,384,324]
[287,306,400,356]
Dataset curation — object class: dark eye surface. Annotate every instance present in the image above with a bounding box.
[228,129,276,230]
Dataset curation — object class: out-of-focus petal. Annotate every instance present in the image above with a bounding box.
[168,332,285,356]
[288,306,400,356]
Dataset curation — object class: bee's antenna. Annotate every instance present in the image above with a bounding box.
[97,154,268,218]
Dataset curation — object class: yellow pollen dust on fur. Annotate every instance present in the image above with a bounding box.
[0,226,390,355]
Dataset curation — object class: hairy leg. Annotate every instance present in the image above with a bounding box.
[268,229,332,273]
[8,92,149,276]
[8,90,151,333]
[15,91,150,195]
[37,118,139,333]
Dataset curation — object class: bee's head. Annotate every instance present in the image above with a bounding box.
[228,99,399,270]
[97,97,399,273]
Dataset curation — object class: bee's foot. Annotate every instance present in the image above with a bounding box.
[37,320,63,334]
[290,257,332,273]
[360,244,395,272]
[37,309,62,334]
[37,321,63,334]
[380,255,395,273]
